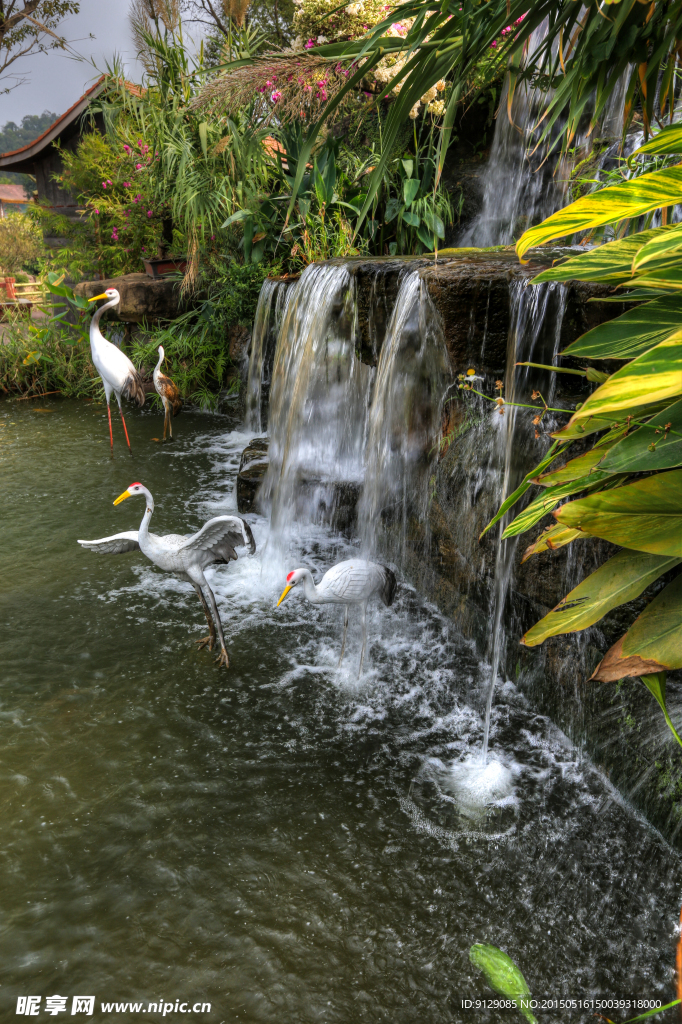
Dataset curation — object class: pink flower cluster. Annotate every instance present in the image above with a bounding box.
[101,179,113,189]
[491,12,526,47]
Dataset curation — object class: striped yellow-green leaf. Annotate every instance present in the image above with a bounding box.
[501,472,611,539]
[479,439,570,539]
[562,330,682,424]
[521,523,583,563]
[631,123,682,159]
[516,166,682,261]
[534,448,608,486]
[552,401,672,440]
[622,266,682,292]
[554,469,682,555]
[600,399,682,473]
[521,550,681,648]
[632,223,682,272]
[533,228,673,284]
[561,295,682,361]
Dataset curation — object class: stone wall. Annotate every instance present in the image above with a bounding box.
[240,253,682,847]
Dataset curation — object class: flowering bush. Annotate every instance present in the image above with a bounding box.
[42,133,167,279]
[291,0,387,49]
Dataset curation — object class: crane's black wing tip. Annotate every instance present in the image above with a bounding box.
[242,519,257,555]
[379,565,397,607]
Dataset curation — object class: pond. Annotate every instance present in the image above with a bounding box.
[0,398,680,1023]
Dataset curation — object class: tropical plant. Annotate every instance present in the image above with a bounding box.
[0,212,44,274]
[197,0,682,242]
[478,122,682,750]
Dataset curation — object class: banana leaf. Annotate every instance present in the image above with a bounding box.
[600,399,682,473]
[555,469,682,555]
[521,550,681,647]
[521,524,583,563]
[561,295,682,361]
[533,228,677,285]
[516,167,682,261]
[564,329,682,424]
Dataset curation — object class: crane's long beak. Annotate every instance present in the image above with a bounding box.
[114,489,132,505]
[277,584,293,607]
[89,293,109,302]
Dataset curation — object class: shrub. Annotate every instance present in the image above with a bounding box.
[0,213,44,275]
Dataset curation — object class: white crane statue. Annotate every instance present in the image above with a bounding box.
[88,288,145,450]
[78,483,256,668]
[277,559,396,675]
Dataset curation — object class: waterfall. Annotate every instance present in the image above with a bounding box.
[245,277,296,432]
[459,76,566,247]
[359,270,449,560]
[263,262,372,545]
[260,261,448,562]
[482,278,567,761]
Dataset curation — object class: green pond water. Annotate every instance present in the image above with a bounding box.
[0,398,681,1023]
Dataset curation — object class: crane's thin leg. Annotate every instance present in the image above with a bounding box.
[166,399,173,440]
[203,582,229,669]
[338,606,349,668]
[162,399,168,442]
[107,402,114,450]
[119,406,132,450]
[192,583,216,651]
[358,602,368,678]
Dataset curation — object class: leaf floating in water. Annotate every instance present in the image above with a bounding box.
[469,944,537,1024]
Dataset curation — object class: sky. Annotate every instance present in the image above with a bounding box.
[0,0,147,127]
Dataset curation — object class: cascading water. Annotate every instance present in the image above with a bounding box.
[262,262,372,548]
[245,276,296,432]
[481,279,567,761]
[359,271,449,560]
[459,70,566,246]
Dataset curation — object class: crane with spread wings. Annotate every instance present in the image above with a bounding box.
[78,483,256,668]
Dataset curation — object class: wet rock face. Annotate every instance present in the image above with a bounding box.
[75,273,183,323]
[236,438,269,513]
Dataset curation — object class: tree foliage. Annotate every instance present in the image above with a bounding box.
[0,1,80,92]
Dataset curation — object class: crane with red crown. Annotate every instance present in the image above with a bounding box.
[277,559,396,675]
[77,482,255,668]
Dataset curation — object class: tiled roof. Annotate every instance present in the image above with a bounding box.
[0,77,144,168]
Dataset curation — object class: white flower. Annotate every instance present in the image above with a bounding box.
[421,85,437,103]
[436,79,446,91]
[317,34,329,42]
[409,100,420,119]
[427,99,445,116]
[346,1,362,13]
[293,35,304,47]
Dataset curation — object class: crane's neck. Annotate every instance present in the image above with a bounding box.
[90,298,120,351]
[137,487,155,542]
[154,350,164,375]
[301,570,319,603]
